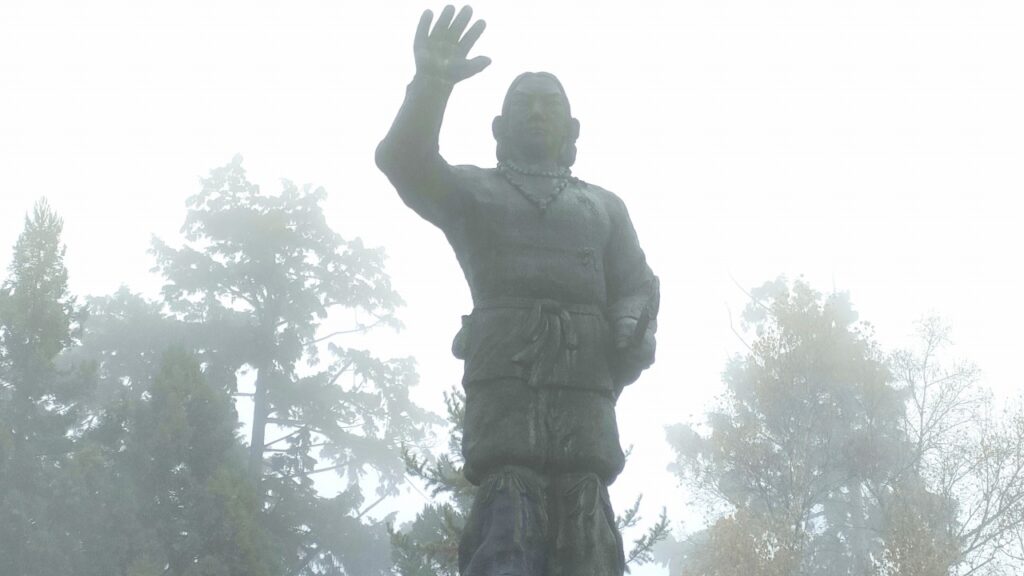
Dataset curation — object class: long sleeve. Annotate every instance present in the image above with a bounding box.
[375,74,462,229]
[604,193,659,389]
[604,194,659,329]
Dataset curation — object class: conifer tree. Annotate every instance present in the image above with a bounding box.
[150,157,435,575]
[393,390,669,576]
[0,198,90,575]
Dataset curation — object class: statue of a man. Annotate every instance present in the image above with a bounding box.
[376,6,659,575]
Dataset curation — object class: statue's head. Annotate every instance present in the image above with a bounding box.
[493,72,581,168]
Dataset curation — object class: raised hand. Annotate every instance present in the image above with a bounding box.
[414,5,491,84]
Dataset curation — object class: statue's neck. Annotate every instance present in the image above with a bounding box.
[503,151,563,175]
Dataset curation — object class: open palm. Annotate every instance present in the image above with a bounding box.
[414,5,491,84]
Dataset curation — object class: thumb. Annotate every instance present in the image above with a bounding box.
[615,332,631,350]
[461,55,492,79]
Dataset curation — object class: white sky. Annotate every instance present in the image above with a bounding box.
[2,1,1023,573]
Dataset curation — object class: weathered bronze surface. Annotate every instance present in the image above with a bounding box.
[376,6,659,575]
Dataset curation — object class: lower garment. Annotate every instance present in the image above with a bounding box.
[459,378,626,576]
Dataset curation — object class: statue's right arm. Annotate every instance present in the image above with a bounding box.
[375,74,458,226]
[375,6,490,227]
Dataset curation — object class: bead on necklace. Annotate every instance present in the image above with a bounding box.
[497,162,573,212]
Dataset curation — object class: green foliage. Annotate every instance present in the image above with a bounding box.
[73,287,190,408]
[390,390,475,576]
[1,163,439,575]
[0,199,89,441]
[149,156,436,575]
[62,345,276,576]
[0,198,83,379]
[60,347,274,576]
[668,279,1024,576]
[618,498,671,573]
[151,154,400,346]
[131,348,273,576]
[668,278,934,576]
[392,390,669,575]
[0,199,93,575]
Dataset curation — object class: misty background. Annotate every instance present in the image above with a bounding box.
[2,1,1023,575]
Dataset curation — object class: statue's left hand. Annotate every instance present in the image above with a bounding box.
[612,317,656,384]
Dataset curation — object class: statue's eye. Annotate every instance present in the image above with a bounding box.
[511,94,566,112]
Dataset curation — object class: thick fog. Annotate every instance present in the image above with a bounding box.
[2,1,1023,575]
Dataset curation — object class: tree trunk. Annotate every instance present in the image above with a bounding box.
[848,481,869,575]
[249,361,270,494]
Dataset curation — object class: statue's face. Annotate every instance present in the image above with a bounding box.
[503,75,572,164]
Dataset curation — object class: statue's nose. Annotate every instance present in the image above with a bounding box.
[528,100,548,118]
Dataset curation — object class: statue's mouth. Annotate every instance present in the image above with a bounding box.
[525,123,549,135]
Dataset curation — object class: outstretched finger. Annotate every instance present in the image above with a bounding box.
[448,5,473,42]
[414,9,433,52]
[456,19,486,58]
[430,4,456,40]
[461,55,492,79]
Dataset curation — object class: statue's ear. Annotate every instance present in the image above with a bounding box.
[569,117,580,141]
[492,115,506,140]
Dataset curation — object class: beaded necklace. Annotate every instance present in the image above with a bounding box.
[497,162,574,212]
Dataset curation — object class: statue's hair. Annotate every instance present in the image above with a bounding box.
[495,72,579,168]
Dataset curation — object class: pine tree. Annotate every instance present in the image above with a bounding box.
[61,338,277,575]
[131,347,275,576]
[150,156,435,575]
[393,390,669,576]
[391,390,475,576]
[0,198,91,575]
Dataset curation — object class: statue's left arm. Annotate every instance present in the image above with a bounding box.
[605,194,660,390]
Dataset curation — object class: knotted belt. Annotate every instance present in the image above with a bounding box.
[473,297,602,388]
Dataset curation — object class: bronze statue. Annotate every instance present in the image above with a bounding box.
[376,6,659,575]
